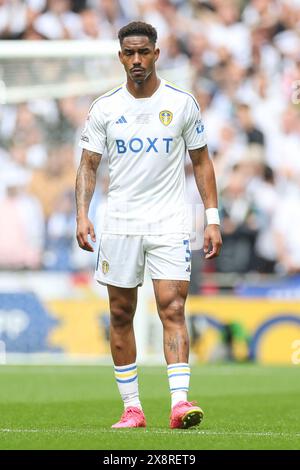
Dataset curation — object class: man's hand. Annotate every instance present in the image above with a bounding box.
[76,216,96,252]
[203,224,222,259]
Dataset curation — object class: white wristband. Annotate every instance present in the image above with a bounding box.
[206,208,220,225]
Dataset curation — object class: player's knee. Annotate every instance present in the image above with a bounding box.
[110,304,135,328]
[160,299,185,325]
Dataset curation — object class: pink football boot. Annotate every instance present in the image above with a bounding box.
[170,401,204,429]
[111,406,146,429]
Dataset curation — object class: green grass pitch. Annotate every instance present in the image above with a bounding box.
[0,364,299,450]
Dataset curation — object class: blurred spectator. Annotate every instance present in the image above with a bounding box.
[248,71,286,165]
[235,102,265,146]
[0,0,39,39]
[251,165,278,273]
[87,0,129,38]
[160,34,190,70]
[29,144,76,219]
[34,0,82,39]
[273,186,300,275]
[0,169,44,269]
[14,104,40,143]
[44,190,76,270]
[212,123,246,181]
[206,0,251,67]
[272,106,300,186]
[217,165,260,273]
[78,8,102,39]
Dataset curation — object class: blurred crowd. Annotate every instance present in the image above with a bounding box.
[0,0,300,285]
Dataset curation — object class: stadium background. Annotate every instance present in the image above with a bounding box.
[1,0,300,367]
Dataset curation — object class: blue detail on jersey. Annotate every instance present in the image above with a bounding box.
[115,137,173,155]
[183,239,191,262]
[165,84,199,111]
[96,244,101,270]
[163,138,173,153]
[196,124,204,134]
[116,139,126,154]
[146,138,158,152]
[129,138,143,153]
[116,115,127,124]
[99,87,122,100]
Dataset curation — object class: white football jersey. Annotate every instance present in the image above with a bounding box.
[79,78,207,234]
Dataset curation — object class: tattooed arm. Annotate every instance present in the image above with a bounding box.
[189,145,217,209]
[75,149,102,252]
[189,145,222,259]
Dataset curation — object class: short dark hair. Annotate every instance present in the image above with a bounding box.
[118,21,157,45]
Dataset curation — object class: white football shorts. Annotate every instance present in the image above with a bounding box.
[95,233,192,288]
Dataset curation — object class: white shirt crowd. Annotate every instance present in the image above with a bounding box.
[0,0,300,278]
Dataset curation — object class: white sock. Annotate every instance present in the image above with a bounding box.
[114,362,142,410]
[167,362,190,408]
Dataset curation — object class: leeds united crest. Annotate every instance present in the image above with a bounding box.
[159,110,173,126]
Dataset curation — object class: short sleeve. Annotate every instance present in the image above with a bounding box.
[182,95,207,150]
[78,103,106,154]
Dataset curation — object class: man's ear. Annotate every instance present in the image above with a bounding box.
[118,50,124,65]
[154,47,160,62]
